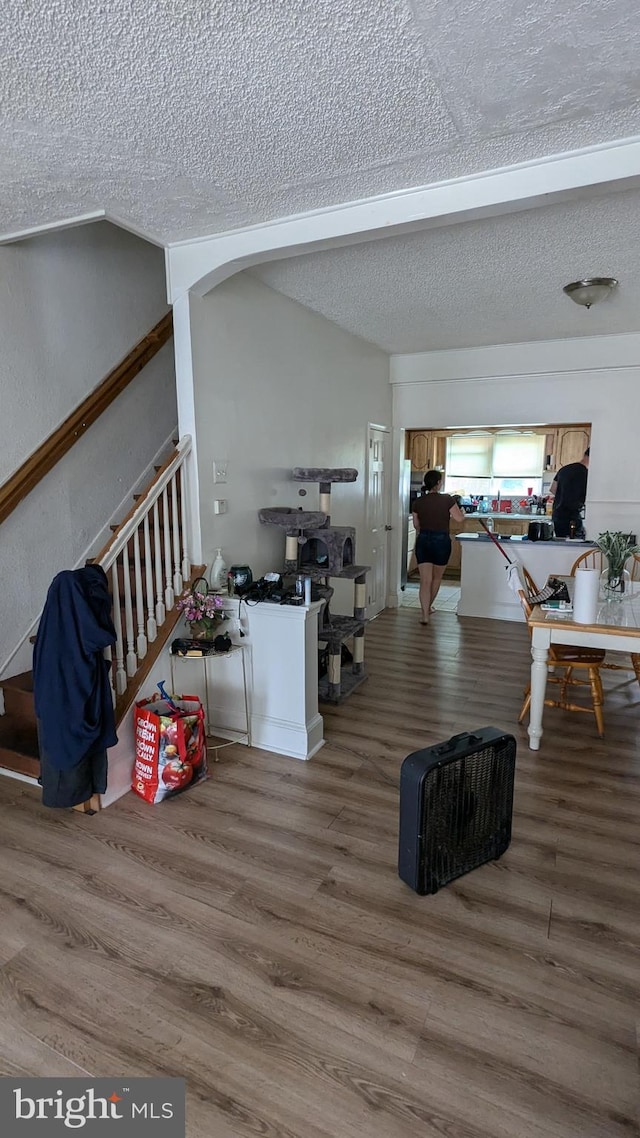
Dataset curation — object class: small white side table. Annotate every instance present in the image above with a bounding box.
[170,644,251,747]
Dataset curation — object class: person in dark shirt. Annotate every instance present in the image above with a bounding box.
[548,447,589,538]
[411,470,465,624]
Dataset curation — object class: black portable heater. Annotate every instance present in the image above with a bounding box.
[398,727,516,895]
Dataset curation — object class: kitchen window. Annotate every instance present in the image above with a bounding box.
[444,433,545,497]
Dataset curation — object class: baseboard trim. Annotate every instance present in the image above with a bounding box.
[250,711,324,761]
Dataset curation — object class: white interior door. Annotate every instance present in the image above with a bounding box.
[366,424,390,617]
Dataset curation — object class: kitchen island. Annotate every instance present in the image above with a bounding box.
[456,534,596,621]
[444,512,546,578]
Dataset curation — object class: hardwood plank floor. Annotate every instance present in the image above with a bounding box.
[0,606,638,1137]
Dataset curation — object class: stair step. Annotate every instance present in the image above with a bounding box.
[1,670,34,694]
[1,673,36,724]
[0,718,39,779]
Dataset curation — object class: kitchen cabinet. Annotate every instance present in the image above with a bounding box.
[406,431,446,472]
[444,518,485,578]
[492,518,529,536]
[432,434,447,469]
[556,426,590,468]
[407,430,432,471]
[544,425,590,472]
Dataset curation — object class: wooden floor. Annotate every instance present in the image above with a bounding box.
[0,607,638,1137]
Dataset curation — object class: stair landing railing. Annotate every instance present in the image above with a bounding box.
[93,436,192,705]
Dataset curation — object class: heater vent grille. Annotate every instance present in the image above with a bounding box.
[399,728,516,895]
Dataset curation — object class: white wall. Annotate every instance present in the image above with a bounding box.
[189,272,391,610]
[392,333,640,541]
[0,222,177,675]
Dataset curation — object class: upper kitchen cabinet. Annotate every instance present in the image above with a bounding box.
[407,430,432,471]
[556,426,591,468]
[544,425,591,472]
[407,430,446,472]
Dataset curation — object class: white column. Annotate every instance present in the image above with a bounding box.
[215,599,324,760]
[171,291,202,564]
[528,628,550,751]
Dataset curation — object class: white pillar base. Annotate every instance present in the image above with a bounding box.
[250,712,324,761]
[223,598,324,761]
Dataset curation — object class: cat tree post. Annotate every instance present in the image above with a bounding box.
[259,467,371,704]
[319,481,332,520]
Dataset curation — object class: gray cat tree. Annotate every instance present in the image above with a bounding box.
[259,467,370,703]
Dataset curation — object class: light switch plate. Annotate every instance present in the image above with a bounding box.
[213,460,228,484]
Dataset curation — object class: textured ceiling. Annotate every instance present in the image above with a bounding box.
[251,185,640,352]
[1,0,640,244]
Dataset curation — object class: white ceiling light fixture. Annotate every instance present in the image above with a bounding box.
[563,277,618,309]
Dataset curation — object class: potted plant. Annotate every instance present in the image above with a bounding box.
[595,531,640,600]
[176,576,227,637]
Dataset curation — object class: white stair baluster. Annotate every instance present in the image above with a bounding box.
[162,488,175,610]
[179,462,191,582]
[122,544,137,677]
[170,473,183,595]
[133,527,147,660]
[104,645,116,707]
[111,563,127,695]
[153,500,165,627]
[144,514,157,642]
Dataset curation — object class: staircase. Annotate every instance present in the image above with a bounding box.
[0,435,202,802]
[0,671,38,778]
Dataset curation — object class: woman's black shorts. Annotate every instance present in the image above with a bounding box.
[415,529,451,567]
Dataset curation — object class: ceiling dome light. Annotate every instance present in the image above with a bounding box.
[563,277,618,309]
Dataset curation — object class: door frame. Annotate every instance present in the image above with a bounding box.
[365,422,392,617]
[390,426,409,607]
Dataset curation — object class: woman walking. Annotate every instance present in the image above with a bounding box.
[411,470,465,624]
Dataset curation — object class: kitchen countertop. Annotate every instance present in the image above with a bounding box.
[456,533,594,545]
[464,512,548,520]
[409,511,547,521]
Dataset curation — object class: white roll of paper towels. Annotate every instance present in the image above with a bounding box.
[573,567,600,623]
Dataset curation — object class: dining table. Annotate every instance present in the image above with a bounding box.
[526,576,640,749]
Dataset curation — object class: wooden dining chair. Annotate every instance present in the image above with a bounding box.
[570,548,604,574]
[570,549,640,687]
[521,566,539,599]
[516,588,606,737]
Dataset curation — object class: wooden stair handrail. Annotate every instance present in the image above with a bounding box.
[92,436,191,569]
[0,311,173,527]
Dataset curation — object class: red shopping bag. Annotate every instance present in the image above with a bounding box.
[132,691,207,804]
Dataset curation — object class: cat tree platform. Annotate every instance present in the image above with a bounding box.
[258,507,327,531]
[292,468,358,483]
